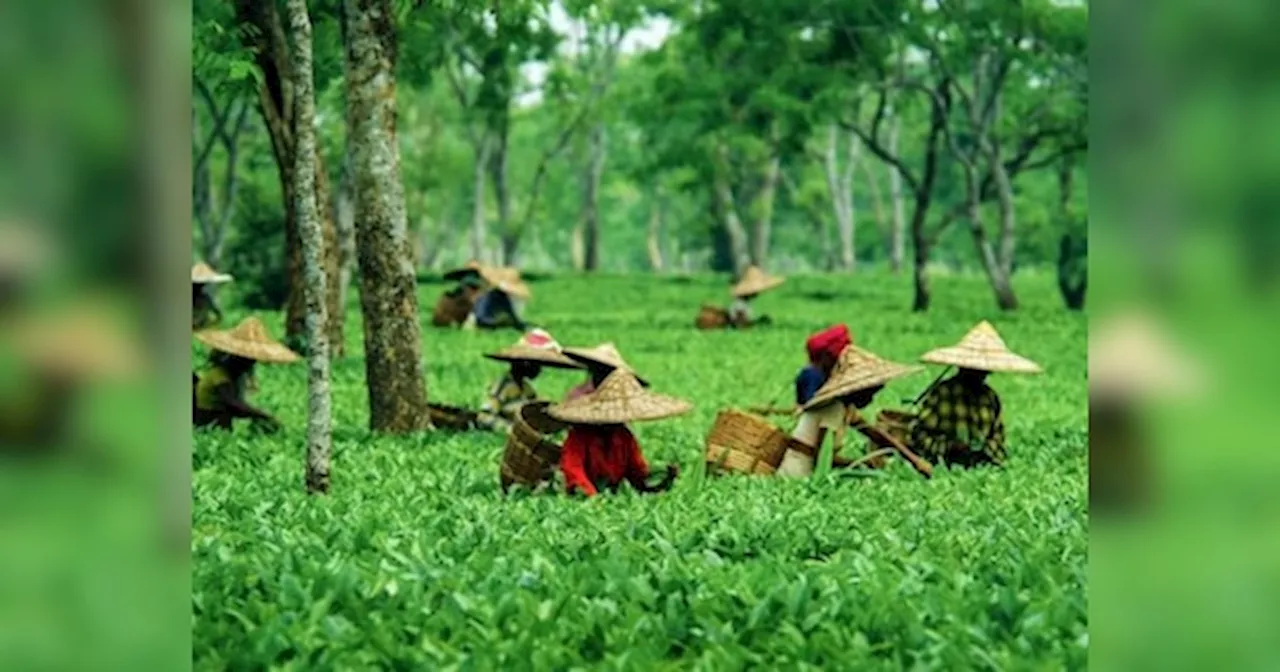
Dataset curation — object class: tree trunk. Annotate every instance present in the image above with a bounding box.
[490,126,514,265]
[990,142,1018,280]
[470,133,491,263]
[712,173,751,274]
[286,0,333,494]
[824,125,855,271]
[1056,160,1086,310]
[342,0,430,433]
[193,106,214,260]
[646,198,665,272]
[233,0,343,354]
[335,144,357,324]
[963,170,1019,311]
[749,153,781,267]
[887,110,906,274]
[582,121,606,272]
[910,193,932,312]
[571,224,585,271]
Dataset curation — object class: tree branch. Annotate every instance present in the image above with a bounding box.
[839,85,922,196]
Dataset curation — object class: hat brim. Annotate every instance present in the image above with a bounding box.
[803,362,924,411]
[920,348,1042,374]
[195,330,300,363]
[484,348,583,369]
[546,392,691,425]
[732,276,784,298]
[562,350,648,387]
[443,267,483,282]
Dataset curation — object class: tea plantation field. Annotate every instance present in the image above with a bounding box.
[193,270,1087,669]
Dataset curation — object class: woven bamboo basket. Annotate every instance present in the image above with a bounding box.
[695,305,729,330]
[704,409,790,476]
[427,403,481,431]
[499,401,568,493]
[431,292,474,327]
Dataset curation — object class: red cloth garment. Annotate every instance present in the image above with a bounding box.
[559,425,650,496]
[806,324,852,362]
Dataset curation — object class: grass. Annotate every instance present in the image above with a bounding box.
[193,269,1087,670]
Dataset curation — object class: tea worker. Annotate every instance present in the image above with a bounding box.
[193,317,299,431]
[778,346,924,478]
[909,321,1041,468]
[433,261,487,327]
[192,262,233,330]
[546,369,687,497]
[1,306,141,455]
[795,323,852,406]
[1089,313,1201,514]
[562,342,648,401]
[727,266,784,328]
[465,267,530,331]
[479,328,583,429]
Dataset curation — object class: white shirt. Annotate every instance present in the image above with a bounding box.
[777,402,847,477]
[728,297,752,322]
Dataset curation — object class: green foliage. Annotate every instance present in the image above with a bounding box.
[194,272,1086,668]
[219,180,289,311]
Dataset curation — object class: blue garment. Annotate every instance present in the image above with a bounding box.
[472,289,521,328]
[795,365,826,405]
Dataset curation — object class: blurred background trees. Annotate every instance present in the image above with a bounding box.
[194,0,1087,312]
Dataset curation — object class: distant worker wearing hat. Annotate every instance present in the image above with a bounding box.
[464,267,530,331]
[795,324,852,407]
[433,261,487,327]
[726,266,783,328]
[561,342,648,402]
[545,370,687,497]
[909,321,1042,468]
[192,262,233,330]
[779,346,925,478]
[479,329,583,430]
[193,317,300,432]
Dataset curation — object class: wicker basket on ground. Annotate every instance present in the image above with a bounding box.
[499,401,568,493]
[432,291,474,327]
[704,409,790,476]
[428,403,481,431]
[695,305,729,330]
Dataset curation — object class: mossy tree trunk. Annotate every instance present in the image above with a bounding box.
[341,0,431,433]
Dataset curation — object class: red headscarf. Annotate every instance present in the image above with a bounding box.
[806,324,852,362]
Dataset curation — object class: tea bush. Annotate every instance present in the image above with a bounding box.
[193,270,1087,669]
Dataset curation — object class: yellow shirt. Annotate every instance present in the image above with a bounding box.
[195,366,230,411]
[195,366,254,411]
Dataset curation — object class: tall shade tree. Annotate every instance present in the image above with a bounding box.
[232,0,345,355]
[342,0,431,433]
[285,0,333,494]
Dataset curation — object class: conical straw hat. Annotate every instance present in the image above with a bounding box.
[561,342,647,386]
[9,307,144,380]
[443,260,485,281]
[195,316,301,363]
[1089,313,1202,399]
[731,266,785,298]
[485,328,582,369]
[192,262,233,284]
[546,369,691,425]
[803,346,924,411]
[919,321,1042,374]
[488,266,531,300]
